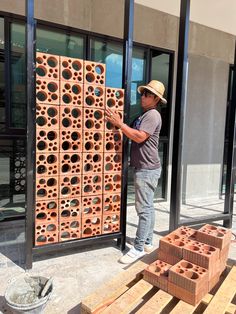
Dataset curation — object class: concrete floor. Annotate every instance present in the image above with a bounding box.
[0,198,236,313]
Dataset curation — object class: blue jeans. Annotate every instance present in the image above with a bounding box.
[133,168,161,251]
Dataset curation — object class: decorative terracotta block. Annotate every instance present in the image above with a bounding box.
[60,129,82,152]
[35,176,58,200]
[82,174,103,196]
[102,213,120,234]
[106,87,124,111]
[83,131,103,152]
[103,152,122,173]
[60,106,82,130]
[83,107,104,131]
[143,259,172,291]
[36,104,59,129]
[59,198,81,221]
[82,152,103,173]
[84,61,106,86]
[103,193,121,213]
[157,248,181,265]
[196,224,232,250]
[36,129,59,153]
[60,81,83,106]
[60,56,83,83]
[103,173,122,194]
[35,199,58,223]
[59,218,81,241]
[59,152,82,175]
[36,78,59,105]
[84,84,105,109]
[35,222,58,246]
[82,195,103,217]
[36,52,59,80]
[81,216,102,238]
[59,174,81,199]
[104,131,123,152]
[36,153,59,177]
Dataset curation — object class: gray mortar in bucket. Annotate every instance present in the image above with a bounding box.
[4,275,53,314]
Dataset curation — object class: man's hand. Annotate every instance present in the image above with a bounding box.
[105,108,123,129]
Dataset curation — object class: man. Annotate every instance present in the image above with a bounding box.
[105,80,166,264]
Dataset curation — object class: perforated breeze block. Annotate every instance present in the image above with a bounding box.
[84,61,106,86]
[143,260,172,291]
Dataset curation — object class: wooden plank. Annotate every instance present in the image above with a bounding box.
[203,266,236,314]
[80,250,158,313]
[101,279,153,314]
[135,289,174,314]
[226,303,236,314]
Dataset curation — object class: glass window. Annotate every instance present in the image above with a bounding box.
[10,22,26,129]
[36,27,84,58]
[0,18,5,132]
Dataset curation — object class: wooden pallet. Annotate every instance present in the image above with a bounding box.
[80,249,236,314]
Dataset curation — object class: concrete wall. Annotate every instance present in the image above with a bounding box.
[1,0,235,200]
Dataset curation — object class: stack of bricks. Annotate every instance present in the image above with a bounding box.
[143,224,232,305]
[35,52,124,246]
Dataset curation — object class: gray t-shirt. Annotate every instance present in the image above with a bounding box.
[130,109,162,169]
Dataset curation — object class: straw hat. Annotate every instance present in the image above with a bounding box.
[138,80,167,104]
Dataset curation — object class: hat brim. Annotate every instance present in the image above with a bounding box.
[138,85,167,104]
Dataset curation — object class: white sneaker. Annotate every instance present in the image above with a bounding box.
[119,247,146,264]
[144,244,154,253]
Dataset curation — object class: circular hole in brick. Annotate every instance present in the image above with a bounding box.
[62,69,72,80]
[174,240,185,247]
[185,271,199,280]
[216,232,224,237]
[62,118,71,128]
[105,163,113,171]
[72,61,82,71]
[105,183,112,191]
[51,118,57,125]
[36,116,47,126]
[85,120,94,129]
[84,207,91,214]
[51,93,58,101]
[70,199,79,207]
[36,235,47,243]
[86,73,95,83]
[36,212,47,220]
[70,221,79,228]
[36,56,43,64]
[47,81,58,92]
[64,83,70,90]
[106,122,113,130]
[118,101,123,108]
[71,132,79,141]
[71,154,79,163]
[206,225,217,231]
[85,96,95,106]
[114,154,121,162]
[46,155,56,165]
[84,163,93,172]
[93,176,101,183]
[47,107,57,117]
[84,185,92,193]
[106,143,114,150]
[61,232,70,240]
[113,174,121,182]
[61,210,70,217]
[71,108,80,118]
[94,110,102,120]
[114,133,121,141]
[62,94,72,104]
[115,90,123,99]
[94,87,103,97]
[72,84,81,94]
[36,91,47,102]
[180,261,193,268]
[47,201,57,209]
[203,245,216,252]
[91,217,100,224]
[37,188,47,197]
[85,142,92,150]
[38,155,45,161]
[62,164,70,173]
[36,66,47,77]
[63,107,70,114]
[112,195,120,202]
[93,133,101,141]
[175,268,184,274]
[61,187,70,195]
[93,154,100,162]
[47,178,57,187]
[47,56,58,68]
[64,154,70,160]
[104,204,112,211]
[107,98,115,108]
[62,60,69,68]
[37,141,47,150]
[47,131,56,141]
[112,215,119,222]
[83,228,92,235]
[71,176,79,185]
[37,165,47,174]
[95,65,104,75]
[62,141,70,150]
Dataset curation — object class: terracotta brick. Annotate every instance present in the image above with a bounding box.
[60,56,83,83]
[60,106,83,130]
[35,199,58,223]
[36,176,58,201]
[35,222,58,246]
[36,153,59,177]
[103,152,122,173]
[83,107,104,131]
[84,61,106,86]
[102,212,120,234]
[36,104,59,129]
[82,152,103,173]
[168,260,208,294]
[60,81,83,106]
[196,224,232,250]
[157,248,181,265]
[59,198,81,221]
[103,173,122,194]
[143,259,172,291]
[82,195,103,217]
[60,129,82,152]
[59,218,81,241]
[81,216,102,238]
[106,87,124,111]
[82,174,103,196]
[36,129,59,153]
[208,271,220,292]
[59,174,81,199]
[83,131,103,152]
[36,78,59,105]
[36,52,59,80]
[104,131,123,153]
[103,193,121,213]
[159,234,195,259]
[84,84,105,109]
[59,152,82,175]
